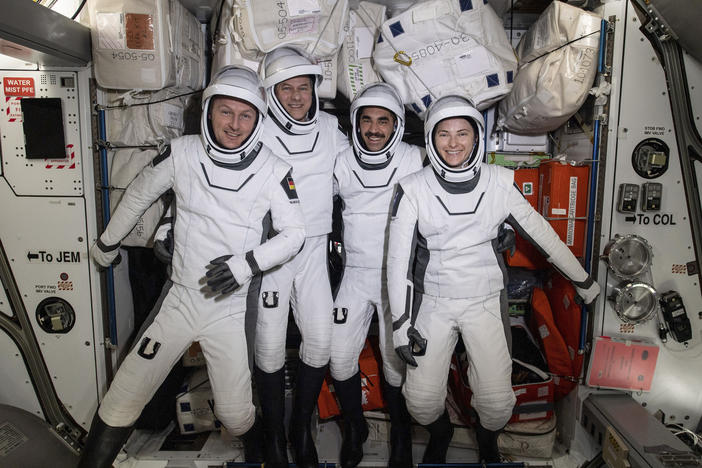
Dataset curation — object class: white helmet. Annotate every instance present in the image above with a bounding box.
[350,83,405,165]
[424,95,485,183]
[201,66,267,165]
[260,46,322,135]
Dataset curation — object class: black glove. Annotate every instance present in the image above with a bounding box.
[408,326,427,357]
[395,345,418,367]
[496,224,516,257]
[153,229,174,264]
[206,255,240,295]
[395,326,427,367]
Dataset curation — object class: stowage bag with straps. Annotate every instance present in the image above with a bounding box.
[372,0,517,118]
[497,1,601,134]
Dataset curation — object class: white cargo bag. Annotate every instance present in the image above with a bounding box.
[109,148,167,248]
[484,105,549,153]
[176,368,220,434]
[373,0,414,18]
[231,0,349,60]
[211,0,264,76]
[497,1,601,134]
[170,0,206,90]
[317,56,338,99]
[89,0,173,90]
[337,2,386,100]
[212,1,337,98]
[373,0,517,118]
[106,89,186,147]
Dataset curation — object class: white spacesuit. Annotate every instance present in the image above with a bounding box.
[80,67,305,468]
[387,96,600,463]
[253,46,350,468]
[330,83,423,468]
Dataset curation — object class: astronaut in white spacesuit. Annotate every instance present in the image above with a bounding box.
[330,83,423,468]
[387,95,600,463]
[79,66,305,468]
[253,46,349,468]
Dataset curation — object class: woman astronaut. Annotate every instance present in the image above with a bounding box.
[387,95,600,462]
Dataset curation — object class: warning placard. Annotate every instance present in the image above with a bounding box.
[4,96,23,123]
[3,77,35,97]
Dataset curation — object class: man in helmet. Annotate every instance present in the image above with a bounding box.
[387,95,600,463]
[254,46,350,468]
[80,66,306,468]
[329,83,423,468]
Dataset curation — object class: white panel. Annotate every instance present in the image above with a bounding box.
[593,1,702,429]
[0,330,44,418]
[0,181,100,427]
[0,71,82,196]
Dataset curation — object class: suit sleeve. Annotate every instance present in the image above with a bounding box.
[505,182,598,298]
[335,124,351,156]
[244,169,306,275]
[99,149,175,247]
[387,182,419,349]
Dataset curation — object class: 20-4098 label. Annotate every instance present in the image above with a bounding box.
[111,52,156,61]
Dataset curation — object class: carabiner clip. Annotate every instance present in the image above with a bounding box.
[393,51,412,66]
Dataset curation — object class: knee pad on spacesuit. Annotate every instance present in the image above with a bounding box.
[214,396,256,436]
[329,345,360,382]
[382,360,404,388]
[299,333,332,369]
[255,349,287,374]
[471,389,516,431]
[98,374,155,428]
[402,384,447,426]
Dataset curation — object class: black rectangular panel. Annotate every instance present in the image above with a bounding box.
[20,97,66,160]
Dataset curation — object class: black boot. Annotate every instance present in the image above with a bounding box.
[255,366,289,468]
[382,382,413,468]
[289,361,327,468]
[77,412,132,468]
[333,372,369,468]
[239,415,265,463]
[422,410,454,464]
[475,423,501,463]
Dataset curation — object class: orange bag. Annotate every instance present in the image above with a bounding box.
[449,352,555,425]
[317,339,385,419]
[544,273,584,385]
[529,287,577,399]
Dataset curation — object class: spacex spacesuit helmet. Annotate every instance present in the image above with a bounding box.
[425,95,485,183]
[260,46,323,135]
[201,66,267,165]
[350,82,405,165]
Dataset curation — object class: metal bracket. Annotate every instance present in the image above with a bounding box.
[55,422,83,451]
[638,1,677,41]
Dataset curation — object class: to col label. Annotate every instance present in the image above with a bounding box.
[3,77,35,97]
[624,213,677,225]
[27,251,81,263]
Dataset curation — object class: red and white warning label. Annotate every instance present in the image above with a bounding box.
[4,96,22,123]
[3,77,35,97]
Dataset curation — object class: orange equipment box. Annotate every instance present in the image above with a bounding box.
[507,168,548,269]
[538,162,589,257]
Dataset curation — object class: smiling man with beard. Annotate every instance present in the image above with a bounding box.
[330,83,423,468]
